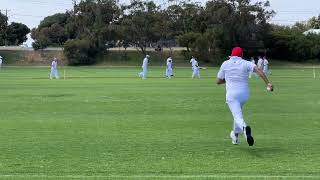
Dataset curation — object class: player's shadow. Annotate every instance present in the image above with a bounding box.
[239,146,285,158]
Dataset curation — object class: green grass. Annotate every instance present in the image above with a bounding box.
[0,66,319,180]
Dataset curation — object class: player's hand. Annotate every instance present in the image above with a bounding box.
[267,83,274,92]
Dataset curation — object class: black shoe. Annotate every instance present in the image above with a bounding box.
[244,126,254,146]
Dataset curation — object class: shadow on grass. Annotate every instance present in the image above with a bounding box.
[239,146,285,158]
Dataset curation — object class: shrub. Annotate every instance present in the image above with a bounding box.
[63,39,100,65]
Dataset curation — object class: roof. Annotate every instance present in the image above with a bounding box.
[303,29,320,35]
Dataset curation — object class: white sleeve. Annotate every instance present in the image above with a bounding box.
[217,63,225,79]
[247,61,256,73]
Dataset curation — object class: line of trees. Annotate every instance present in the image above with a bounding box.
[0,12,30,46]
[29,0,320,65]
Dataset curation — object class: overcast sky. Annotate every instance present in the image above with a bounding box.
[1,0,319,46]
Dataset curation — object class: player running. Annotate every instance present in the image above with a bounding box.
[50,58,59,80]
[190,56,200,79]
[217,47,273,146]
[139,55,150,79]
[166,56,173,79]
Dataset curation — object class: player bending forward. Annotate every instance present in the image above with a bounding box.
[50,58,59,80]
[190,56,200,79]
[139,55,150,79]
[166,56,173,79]
[217,47,273,146]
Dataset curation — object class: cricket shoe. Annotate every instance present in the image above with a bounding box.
[230,130,239,145]
[243,126,254,146]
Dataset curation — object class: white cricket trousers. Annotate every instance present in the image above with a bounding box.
[226,92,249,134]
[166,68,172,78]
[139,67,147,79]
[50,68,59,79]
[192,68,200,79]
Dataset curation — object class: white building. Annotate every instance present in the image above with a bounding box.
[303,29,320,35]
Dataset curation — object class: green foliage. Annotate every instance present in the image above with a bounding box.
[32,13,71,49]
[0,12,30,46]
[177,32,199,52]
[307,15,320,29]
[39,13,70,29]
[63,38,99,65]
[0,12,8,45]
[30,0,320,64]
[119,0,161,55]
[265,26,320,61]
[6,22,30,45]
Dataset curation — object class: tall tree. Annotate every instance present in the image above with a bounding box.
[119,0,160,55]
[307,15,320,29]
[6,22,30,45]
[32,13,71,49]
[0,12,8,45]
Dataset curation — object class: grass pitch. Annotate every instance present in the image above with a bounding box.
[0,66,319,180]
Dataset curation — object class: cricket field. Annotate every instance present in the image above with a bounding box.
[0,66,319,180]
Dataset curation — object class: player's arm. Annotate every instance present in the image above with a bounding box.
[217,63,225,85]
[254,66,273,91]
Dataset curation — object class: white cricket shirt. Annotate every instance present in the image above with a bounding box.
[51,61,57,69]
[217,56,256,101]
[142,58,148,68]
[166,58,172,69]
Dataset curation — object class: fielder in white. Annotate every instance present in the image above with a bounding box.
[257,56,264,71]
[190,57,200,79]
[50,58,59,79]
[263,56,269,76]
[0,56,3,69]
[217,47,273,146]
[166,56,173,79]
[249,57,255,78]
[139,55,150,79]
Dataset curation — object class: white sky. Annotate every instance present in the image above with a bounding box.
[1,0,319,46]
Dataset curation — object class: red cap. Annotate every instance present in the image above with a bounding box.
[231,47,243,57]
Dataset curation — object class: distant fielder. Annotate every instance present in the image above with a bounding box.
[190,56,200,79]
[217,47,273,146]
[0,56,2,69]
[166,56,173,79]
[50,57,59,79]
[263,56,269,76]
[249,57,255,78]
[257,56,264,71]
[0,56,3,69]
[139,55,150,79]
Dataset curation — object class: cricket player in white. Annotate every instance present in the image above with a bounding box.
[166,56,173,79]
[263,56,269,76]
[50,58,59,79]
[190,57,200,79]
[217,47,273,146]
[0,56,3,69]
[257,56,264,70]
[249,57,255,78]
[139,55,150,79]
